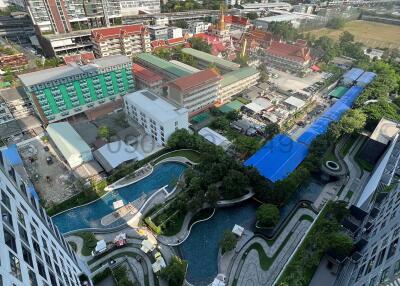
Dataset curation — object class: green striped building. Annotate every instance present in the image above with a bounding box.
[18,55,134,124]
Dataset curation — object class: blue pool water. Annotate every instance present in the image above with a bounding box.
[179,201,258,286]
[53,162,187,234]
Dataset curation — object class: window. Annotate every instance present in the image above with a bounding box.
[380,267,390,283]
[1,190,10,209]
[394,259,400,275]
[37,260,46,278]
[9,252,21,280]
[2,206,13,228]
[33,240,41,256]
[369,275,377,286]
[22,245,34,267]
[375,247,387,267]
[19,224,28,243]
[4,228,17,252]
[28,269,38,286]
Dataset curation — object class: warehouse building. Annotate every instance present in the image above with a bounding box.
[47,122,93,168]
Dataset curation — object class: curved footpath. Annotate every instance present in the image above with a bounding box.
[227,208,316,286]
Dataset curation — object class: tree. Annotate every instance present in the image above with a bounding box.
[326,17,345,29]
[160,256,187,286]
[264,123,280,140]
[219,231,237,253]
[234,135,260,155]
[188,37,212,54]
[175,19,189,29]
[221,169,248,199]
[267,22,298,41]
[225,111,241,121]
[97,126,115,140]
[256,203,280,227]
[210,117,230,131]
[246,12,258,20]
[338,109,366,134]
[205,184,219,206]
[328,232,353,258]
[234,54,248,67]
[339,31,354,44]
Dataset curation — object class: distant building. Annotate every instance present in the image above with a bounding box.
[132,63,163,96]
[181,48,240,74]
[253,12,320,29]
[167,69,221,116]
[0,87,33,119]
[239,2,292,11]
[0,52,27,71]
[19,55,134,124]
[218,67,260,103]
[168,27,183,39]
[134,53,194,80]
[124,89,189,145]
[91,25,151,58]
[188,21,211,35]
[0,144,83,286]
[239,27,273,54]
[47,122,93,168]
[364,48,384,60]
[199,127,231,149]
[263,40,312,74]
[225,0,240,6]
[120,0,160,16]
[154,17,169,26]
[147,26,169,41]
[224,15,251,31]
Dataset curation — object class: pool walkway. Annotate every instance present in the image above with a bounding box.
[227,207,316,286]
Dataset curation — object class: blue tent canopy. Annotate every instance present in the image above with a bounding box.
[244,134,309,182]
[343,68,364,81]
[322,101,350,121]
[340,85,365,107]
[357,71,376,85]
[3,144,23,166]
[297,130,320,146]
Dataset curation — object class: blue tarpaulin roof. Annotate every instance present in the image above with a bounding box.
[3,144,22,166]
[340,85,364,107]
[28,185,39,201]
[322,101,350,121]
[357,71,376,85]
[298,117,332,146]
[297,130,320,146]
[244,134,309,182]
[343,68,364,81]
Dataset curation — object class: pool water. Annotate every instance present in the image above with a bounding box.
[179,201,258,286]
[53,162,187,234]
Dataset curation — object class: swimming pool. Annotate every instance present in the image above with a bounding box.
[179,201,258,286]
[53,162,187,234]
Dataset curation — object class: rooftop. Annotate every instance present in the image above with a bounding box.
[132,63,163,83]
[224,15,251,26]
[135,53,193,78]
[182,48,240,71]
[169,60,201,73]
[18,55,131,87]
[168,69,220,92]
[284,96,306,108]
[220,67,259,87]
[91,24,146,40]
[0,87,27,101]
[370,118,400,145]
[266,40,311,62]
[124,89,188,123]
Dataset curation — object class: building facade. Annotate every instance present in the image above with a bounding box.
[0,144,82,286]
[0,53,28,71]
[147,26,169,41]
[124,89,188,145]
[18,55,134,124]
[188,21,211,35]
[218,67,260,103]
[91,25,151,58]
[132,63,163,96]
[168,27,183,39]
[167,69,220,116]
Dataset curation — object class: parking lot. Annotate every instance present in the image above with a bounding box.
[268,68,325,93]
[18,137,78,206]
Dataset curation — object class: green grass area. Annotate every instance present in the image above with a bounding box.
[247,243,271,270]
[75,232,98,256]
[152,149,201,164]
[340,134,358,157]
[151,207,187,236]
[323,149,339,164]
[345,191,354,200]
[235,97,251,104]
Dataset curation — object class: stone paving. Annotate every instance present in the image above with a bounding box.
[227,208,316,286]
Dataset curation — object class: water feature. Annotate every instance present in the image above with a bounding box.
[179,201,258,286]
[53,162,187,233]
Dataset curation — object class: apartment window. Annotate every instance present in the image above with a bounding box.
[28,269,38,286]
[9,252,22,280]
[31,224,37,239]
[2,206,13,228]
[380,267,390,283]
[375,247,387,267]
[37,260,46,278]
[369,275,377,286]
[22,244,34,267]
[1,190,10,209]
[18,224,28,244]
[4,228,17,252]
[33,240,41,256]
[387,238,398,259]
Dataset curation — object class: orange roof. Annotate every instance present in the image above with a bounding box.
[168,69,220,92]
[63,52,95,64]
[151,39,167,49]
[167,37,185,45]
[132,64,163,83]
[224,15,251,26]
[266,40,311,62]
[92,25,146,40]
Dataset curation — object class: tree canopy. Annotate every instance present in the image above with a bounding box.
[188,37,212,54]
[160,256,187,286]
[256,203,280,227]
[220,231,237,253]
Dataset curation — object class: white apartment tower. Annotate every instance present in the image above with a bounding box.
[0,144,83,286]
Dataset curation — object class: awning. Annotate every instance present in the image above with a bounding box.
[311,65,321,72]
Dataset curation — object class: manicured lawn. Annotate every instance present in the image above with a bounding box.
[152,149,201,164]
[307,20,400,49]
[75,232,98,256]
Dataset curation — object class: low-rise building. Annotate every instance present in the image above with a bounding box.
[253,12,321,29]
[188,21,211,35]
[132,63,163,95]
[181,48,240,74]
[47,122,93,168]
[199,127,231,149]
[148,25,169,41]
[283,96,306,112]
[134,53,194,80]
[154,17,169,26]
[224,15,251,31]
[167,69,220,116]
[263,40,312,74]
[91,24,151,58]
[124,89,189,145]
[0,87,33,119]
[218,67,260,103]
[19,55,134,124]
[0,52,27,71]
[168,27,183,39]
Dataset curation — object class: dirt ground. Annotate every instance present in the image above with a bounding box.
[307,20,400,49]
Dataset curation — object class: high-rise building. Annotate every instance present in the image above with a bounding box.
[91,25,151,58]
[0,144,83,286]
[18,55,134,124]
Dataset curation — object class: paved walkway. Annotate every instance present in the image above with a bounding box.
[227,208,316,286]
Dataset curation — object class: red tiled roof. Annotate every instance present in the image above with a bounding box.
[132,64,163,83]
[194,33,226,55]
[224,15,251,26]
[151,39,167,49]
[63,52,95,64]
[168,69,220,92]
[167,37,185,45]
[266,40,311,62]
[92,25,146,40]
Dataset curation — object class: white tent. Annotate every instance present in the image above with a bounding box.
[152,256,166,273]
[93,240,107,255]
[232,224,244,237]
[198,127,231,149]
[212,278,226,286]
[141,239,156,253]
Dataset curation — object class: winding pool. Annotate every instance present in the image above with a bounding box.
[53,162,187,234]
[179,201,258,286]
